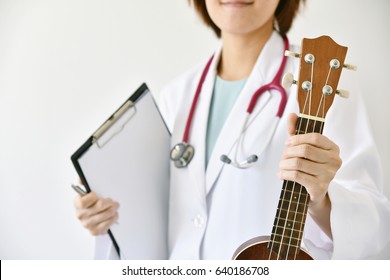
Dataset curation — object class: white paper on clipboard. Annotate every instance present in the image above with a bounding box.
[71,83,170,259]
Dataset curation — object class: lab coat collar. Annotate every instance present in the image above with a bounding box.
[204,31,288,195]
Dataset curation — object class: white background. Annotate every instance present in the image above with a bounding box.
[0,0,389,259]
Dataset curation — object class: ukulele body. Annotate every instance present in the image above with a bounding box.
[233,236,313,260]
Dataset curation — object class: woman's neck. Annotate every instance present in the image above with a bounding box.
[218,27,274,81]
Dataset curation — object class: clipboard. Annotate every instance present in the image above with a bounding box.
[71,83,170,259]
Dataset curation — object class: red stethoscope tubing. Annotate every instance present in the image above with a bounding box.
[182,36,289,144]
[182,55,214,143]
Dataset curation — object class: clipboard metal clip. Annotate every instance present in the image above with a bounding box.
[92,100,136,148]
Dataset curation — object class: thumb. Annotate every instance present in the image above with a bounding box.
[287,113,298,136]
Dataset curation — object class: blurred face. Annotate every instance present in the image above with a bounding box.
[205,0,279,36]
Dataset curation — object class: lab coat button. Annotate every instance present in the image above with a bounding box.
[193,215,204,228]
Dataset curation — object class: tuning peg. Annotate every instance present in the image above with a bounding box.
[343,63,357,71]
[336,89,350,98]
[285,50,301,58]
[282,72,297,89]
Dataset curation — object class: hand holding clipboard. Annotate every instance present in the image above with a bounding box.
[72,184,120,236]
[71,83,170,260]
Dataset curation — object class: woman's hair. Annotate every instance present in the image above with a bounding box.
[189,0,305,37]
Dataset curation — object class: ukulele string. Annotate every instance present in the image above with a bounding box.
[268,97,308,258]
[293,59,336,259]
[270,52,340,259]
[276,113,308,259]
[308,59,315,117]
[267,179,289,260]
[314,65,332,126]
[270,55,336,259]
[289,58,316,259]
[272,59,314,259]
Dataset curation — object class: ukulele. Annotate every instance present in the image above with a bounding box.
[233,35,356,260]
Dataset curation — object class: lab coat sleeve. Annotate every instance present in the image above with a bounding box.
[93,234,120,260]
[306,70,390,259]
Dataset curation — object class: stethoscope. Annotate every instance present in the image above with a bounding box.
[170,36,289,169]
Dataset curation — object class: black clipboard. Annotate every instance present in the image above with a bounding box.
[71,83,170,259]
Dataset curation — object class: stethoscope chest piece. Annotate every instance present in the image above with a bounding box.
[170,142,195,168]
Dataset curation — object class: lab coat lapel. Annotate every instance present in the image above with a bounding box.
[186,48,221,199]
[205,32,287,194]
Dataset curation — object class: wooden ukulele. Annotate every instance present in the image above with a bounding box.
[233,35,355,260]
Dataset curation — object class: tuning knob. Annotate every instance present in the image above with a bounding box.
[343,63,357,71]
[285,50,301,58]
[336,89,350,98]
[282,72,297,89]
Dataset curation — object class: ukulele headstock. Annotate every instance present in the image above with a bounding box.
[283,36,356,119]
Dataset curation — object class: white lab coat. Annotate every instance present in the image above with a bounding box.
[95,31,390,260]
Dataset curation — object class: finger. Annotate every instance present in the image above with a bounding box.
[73,192,98,209]
[89,213,119,236]
[278,170,327,203]
[75,196,119,224]
[77,198,119,220]
[279,157,324,176]
[90,198,119,216]
[282,144,334,164]
[279,169,316,189]
[82,202,119,230]
[286,133,339,152]
[287,113,298,136]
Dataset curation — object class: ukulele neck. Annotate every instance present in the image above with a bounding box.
[268,115,324,259]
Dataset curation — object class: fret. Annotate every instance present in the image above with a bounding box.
[274,209,306,224]
[273,222,303,238]
[278,198,308,209]
[280,183,309,204]
[282,183,308,195]
[277,182,309,212]
[271,227,304,242]
[279,190,308,202]
[271,224,305,237]
[276,190,308,208]
[267,237,302,260]
[282,181,308,195]
[276,201,308,219]
[271,233,303,245]
[268,238,301,248]
[274,209,306,226]
[273,216,306,227]
[269,230,304,255]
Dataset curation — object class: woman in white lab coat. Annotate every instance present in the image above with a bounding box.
[74,0,390,259]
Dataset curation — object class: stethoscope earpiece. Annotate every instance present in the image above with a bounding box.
[220,155,232,164]
[220,154,258,169]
